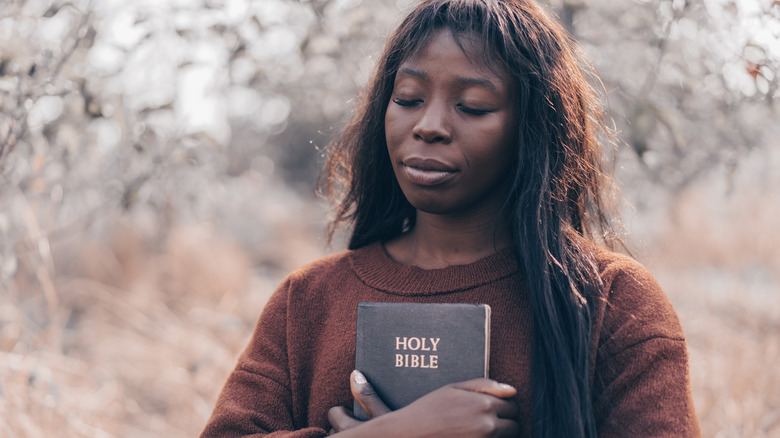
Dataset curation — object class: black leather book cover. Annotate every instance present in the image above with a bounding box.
[353,302,491,420]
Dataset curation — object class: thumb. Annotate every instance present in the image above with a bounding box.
[351,370,392,419]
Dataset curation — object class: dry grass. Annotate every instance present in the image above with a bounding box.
[640,167,780,437]
[1,221,326,437]
[1,171,778,437]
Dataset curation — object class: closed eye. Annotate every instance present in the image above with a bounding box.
[457,104,493,116]
[392,98,422,107]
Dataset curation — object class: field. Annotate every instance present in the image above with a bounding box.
[643,170,780,437]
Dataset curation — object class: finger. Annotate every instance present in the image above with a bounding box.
[494,418,521,437]
[451,378,517,398]
[447,379,518,419]
[492,398,519,419]
[351,370,392,418]
[327,406,362,432]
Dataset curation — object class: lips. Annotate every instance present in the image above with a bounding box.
[401,157,458,186]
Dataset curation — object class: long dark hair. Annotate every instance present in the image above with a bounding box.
[324,0,622,436]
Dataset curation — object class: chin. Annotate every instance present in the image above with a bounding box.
[406,197,468,216]
[403,197,449,215]
[413,205,452,215]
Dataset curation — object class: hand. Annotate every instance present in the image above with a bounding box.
[328,370,391,434]
[391,377,520,437]
[328,371,519,437]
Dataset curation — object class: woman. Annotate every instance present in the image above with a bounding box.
[201,0,701,436]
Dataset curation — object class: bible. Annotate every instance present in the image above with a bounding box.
[353,302,491,420]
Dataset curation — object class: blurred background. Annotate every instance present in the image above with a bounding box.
[0,0,778,436]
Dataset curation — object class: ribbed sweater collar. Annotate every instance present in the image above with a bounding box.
[349,242,519,296]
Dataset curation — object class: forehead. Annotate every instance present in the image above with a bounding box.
[399,29,508,84]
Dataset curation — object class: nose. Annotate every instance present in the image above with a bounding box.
[412,101,451,144]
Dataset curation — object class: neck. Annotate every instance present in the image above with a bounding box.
[385,209,512,269]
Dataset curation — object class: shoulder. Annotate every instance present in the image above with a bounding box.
[274,247,357,299]
[270,242,381,299]
[589,248,701,435]
[285,248,355,283]
[590,247,686,354]
[595,249,669,305]
[257,248,356,323]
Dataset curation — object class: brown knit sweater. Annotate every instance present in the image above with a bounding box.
[200,242,700,437]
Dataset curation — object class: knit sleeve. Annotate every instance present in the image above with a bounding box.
[200,277,329,438]
[592,256,701,438]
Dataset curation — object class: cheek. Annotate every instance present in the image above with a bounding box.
[471,121,517,176]
[384,108,405,151]
[476,120,515,155]
[495,117,518,158]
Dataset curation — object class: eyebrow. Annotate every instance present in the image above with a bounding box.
[397,67,500,94]
[398,67,429,81]
[455,76,499,94]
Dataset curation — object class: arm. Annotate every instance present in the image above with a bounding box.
[593,257,701,438]
[328,371,520,438]
[594,336,699,438]
[200,278,328,438]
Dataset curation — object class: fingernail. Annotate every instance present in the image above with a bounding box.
[498,383,515,391]
[352,370,367,385]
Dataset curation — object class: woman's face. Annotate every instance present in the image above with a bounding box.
[385,29,517,219]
